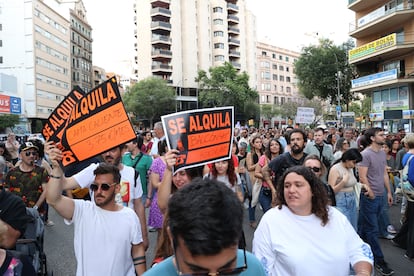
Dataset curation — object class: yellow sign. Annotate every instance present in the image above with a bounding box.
[349,33,396,60]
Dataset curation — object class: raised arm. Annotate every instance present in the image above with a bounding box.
[45,143,75,220]
[157,149,178,214]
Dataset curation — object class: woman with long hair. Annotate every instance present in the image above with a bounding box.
[246,134,264,228]
[328,148,364,230]
[254,138,283,212]
[333,137,350,161]
[253,166,373,275]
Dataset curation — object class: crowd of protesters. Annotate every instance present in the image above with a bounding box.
[2,122,414,275]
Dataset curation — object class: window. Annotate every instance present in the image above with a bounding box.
[213,19,223,25]
[272,53,276,59]
[279,55,283,60]
[279,65,284,71]
[286,67,289,72]
[274,85,277,91]
[260,61,270,68]
[281,97,285,104]
[266,95,270,103]
[261,83,271,91]
[272,74,277,80]
[272,64,277,70]
[286,87,291,93]
[261,95,265,103]
[280,86,284,92]
[213,31,224,37]
[286,76,291,82]
[279,76,284,81]
[213,7,223,13]
[261,71,271,80]
[261,51,267,56]
[214,43,224,49]
[274,97,279,104]
[285,56,289,62]
[0,56,3,64]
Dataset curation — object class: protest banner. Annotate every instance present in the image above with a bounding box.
[162,106,234,172]
[58,77,136,166]
[42,87,85,143]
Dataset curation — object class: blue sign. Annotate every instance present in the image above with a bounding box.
[336,106,341,112]
[10,97,21,114]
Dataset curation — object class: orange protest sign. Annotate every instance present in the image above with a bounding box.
[42,87,85,143]
[162,107,234,172]
[58,77,136,167]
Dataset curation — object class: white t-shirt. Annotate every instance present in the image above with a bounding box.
[253,206,373,276]
[73,163,142,208]
[70,200,142,276]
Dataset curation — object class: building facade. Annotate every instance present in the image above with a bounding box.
[256,42,306,127]
[133,0,257,111]
[348,0,414,132]
[0,0,92,132]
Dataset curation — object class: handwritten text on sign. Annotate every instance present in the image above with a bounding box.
[162,106,234,172]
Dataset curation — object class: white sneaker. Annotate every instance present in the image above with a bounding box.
[387,225,397,234]
[382,234,395,240]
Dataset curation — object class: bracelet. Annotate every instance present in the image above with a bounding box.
[49,175,61,179]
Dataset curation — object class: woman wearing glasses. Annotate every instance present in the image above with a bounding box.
[253,166,373,276]
[328,148,364,230]
[333,137,350,161]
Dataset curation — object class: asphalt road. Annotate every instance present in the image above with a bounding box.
[44,200,413,275]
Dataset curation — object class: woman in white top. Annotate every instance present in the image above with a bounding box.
[253,165,373,276]
[333,137,350,161]
[328,148,366,231]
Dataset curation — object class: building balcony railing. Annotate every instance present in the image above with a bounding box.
[231,62,241,69]
[227,15,239,24]
[150,0,170,9]
[229,50,240,57]
[151,34,171,45]
[151,7,171,18]
[349,32,414,64]
[349,0,414,39]
[151,21,172,31]
[151,49,172,61]
[348,0,376,12]
[151,63,173,72]
[228,27,240,34]
[228,38,240,45]
[227,3,239,13]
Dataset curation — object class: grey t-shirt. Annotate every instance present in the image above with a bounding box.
[359,147,387,196]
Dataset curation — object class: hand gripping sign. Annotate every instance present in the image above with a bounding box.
[42,77,136,167]
[162,106,234,172]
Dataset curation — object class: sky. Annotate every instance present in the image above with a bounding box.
[81,0,354,76]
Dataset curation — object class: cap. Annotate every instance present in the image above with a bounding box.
[19,141,39,153]
[0,191,31,235]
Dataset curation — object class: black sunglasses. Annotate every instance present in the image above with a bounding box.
[173,241,247,276]
[308,167,321,173]
[89,183,116,192]
[24,151,37,156]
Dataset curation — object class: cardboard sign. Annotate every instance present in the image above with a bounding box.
[43,78,136,167]
[42,87,85,143]
[162,106,234,172]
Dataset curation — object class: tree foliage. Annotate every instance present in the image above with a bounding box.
[123,77,176,128]
[294,38,357,110]
[196,62,258,119]
[0,114,20,132]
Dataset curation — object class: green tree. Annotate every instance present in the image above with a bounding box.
[294,38,356,110]
[195,62,258,120]
[261,104,276,122]
[0,114,20,133]
[123,77,176,128]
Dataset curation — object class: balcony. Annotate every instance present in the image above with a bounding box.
[228,26,240,35]
[151,7,171,21]
[152,49,172,61]
[227,3,239,13]
[152,63,172,74]
[151,21,171,35]
[349,32,414,65]
[227,15,239,25]
[231,62,241,69]
[151,34,171,47]
[348,0,377,12]
[228,38,240,46]
[349,2,414,39]
[229,50,240,57]
[150,0,170,9]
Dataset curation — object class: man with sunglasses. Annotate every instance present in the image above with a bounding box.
[45,153,146,276]
[4,142,49,212]
[45,142,148,251]
[143,178,265,275]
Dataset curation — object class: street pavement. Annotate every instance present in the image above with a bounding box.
[44,199,413,275]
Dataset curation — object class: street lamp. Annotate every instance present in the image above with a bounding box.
[330,49,341,126]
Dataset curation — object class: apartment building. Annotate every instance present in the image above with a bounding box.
[348,0,414,132]
[133,0,256,111]
[256,42,305,127]
[0,0,91,132]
